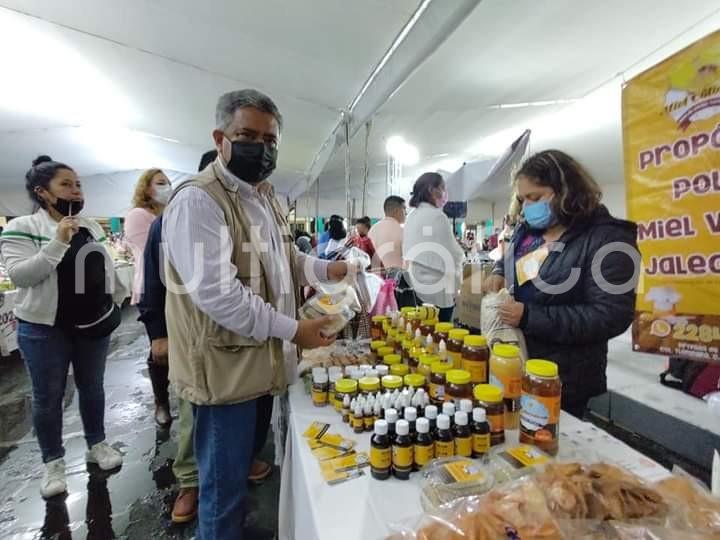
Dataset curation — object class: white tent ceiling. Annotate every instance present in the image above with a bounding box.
[1,0,719,219]
[304,0,720,218]
[0,0,421,215]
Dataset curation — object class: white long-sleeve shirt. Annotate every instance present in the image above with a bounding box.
[403,202,465,308]
[162,162,329,344]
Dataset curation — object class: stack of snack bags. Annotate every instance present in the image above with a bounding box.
[388,462,720,539]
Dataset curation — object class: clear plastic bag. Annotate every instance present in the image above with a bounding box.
[299,283,361,336]
[390,462,682,540]
[654,467,720,538]
[390,476,564,539]
[420,457,495,513]
[480,289,528,360]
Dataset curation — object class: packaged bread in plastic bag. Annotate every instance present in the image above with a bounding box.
[654,467,720,538]
[299,283,361,336]
[388,475,563,540]
[480,288,528,360]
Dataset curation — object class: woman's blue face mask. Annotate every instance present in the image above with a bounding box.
[523,198,556,230]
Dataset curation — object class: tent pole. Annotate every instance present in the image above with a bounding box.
[315,177,320,231]
[361,120,372,217]
[344,114,352,222]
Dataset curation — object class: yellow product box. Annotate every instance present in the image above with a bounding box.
[311,445,355,462]
[440,459,486,484]
[497,445,551,470]
[303,422,331,440]
[319,452,370,485]
[318,432,355,452]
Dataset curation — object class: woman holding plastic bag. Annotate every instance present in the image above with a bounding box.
[484,150,639,418]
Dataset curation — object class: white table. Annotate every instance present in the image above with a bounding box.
[279,379,670,540]
[114,263,134,299]
[0,289,18,356]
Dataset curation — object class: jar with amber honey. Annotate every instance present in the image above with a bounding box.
[404,373,426,392]
[489,343,522,430]
[418,354,439,381]
[335,379,358,413]
[462,335,489,385]
[386,328,398,350]
[381,374,403,392]
[420,319,438,337]
[446,369,472,403]
[390,363,409,378]
[429,361,451,405]
[378,346,395,364]
[447,329,469,369]
[520,359,561,456]
[383,353,402,369]
[370,340,387,364]
[473,384,505,447]
[371,315,387,341]
[433,322,454,347]
[401,339,413,365]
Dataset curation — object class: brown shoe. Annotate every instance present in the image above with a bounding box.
[248,459,273,483]
[171,487,198,523]
[155,402,172,428]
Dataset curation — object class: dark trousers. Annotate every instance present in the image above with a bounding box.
[253,394,273,456]
[438,305,454,323]
[147,354,170,406]
[145,329,170,406]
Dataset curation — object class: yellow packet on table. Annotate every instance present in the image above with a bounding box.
[442,459,485,484]
[319,452,370,485]
[303,422,331,440]
[318,432,355,451]
[500,445,551,469]
[325,452,370,472]
[312,446,355,461]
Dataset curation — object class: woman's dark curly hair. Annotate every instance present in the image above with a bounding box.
[515,150,602,227]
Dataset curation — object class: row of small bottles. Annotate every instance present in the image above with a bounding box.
[343,386,430,432]
[370,403,491,481]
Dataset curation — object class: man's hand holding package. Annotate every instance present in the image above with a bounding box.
[293,315,337,349]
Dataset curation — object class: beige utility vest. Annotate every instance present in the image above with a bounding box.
[165,162,299,405]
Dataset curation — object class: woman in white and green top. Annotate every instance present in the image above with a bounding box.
[0,155,128,498]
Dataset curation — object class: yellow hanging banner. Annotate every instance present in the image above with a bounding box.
[623,29,720,362]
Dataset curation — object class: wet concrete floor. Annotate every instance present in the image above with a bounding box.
[0,309,279,539]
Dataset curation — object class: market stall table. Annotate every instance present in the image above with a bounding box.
[114,262,134,299]
[0,289,18,356]
[279,378,670,540]
[589,330,720,471]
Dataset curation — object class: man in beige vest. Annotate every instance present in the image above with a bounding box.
[163,89,350,540]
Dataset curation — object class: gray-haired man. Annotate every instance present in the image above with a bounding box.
[163,89,351,540]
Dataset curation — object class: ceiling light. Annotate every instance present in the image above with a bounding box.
[386,135,420,166]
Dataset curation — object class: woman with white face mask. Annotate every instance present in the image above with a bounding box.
[124,168,173,426]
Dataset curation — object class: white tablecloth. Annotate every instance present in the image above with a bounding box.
[279,380,670,540]
[114,263,134,299]
[0,289,18,356]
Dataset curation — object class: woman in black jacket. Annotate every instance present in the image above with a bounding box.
[485,150,639,417]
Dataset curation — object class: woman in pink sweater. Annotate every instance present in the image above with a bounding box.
[124,168,172,426]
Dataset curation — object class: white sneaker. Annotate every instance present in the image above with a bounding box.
[40,458,67,498]
[86,441,123,470]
